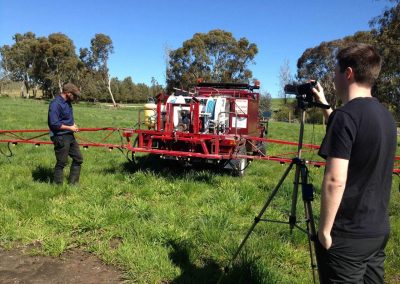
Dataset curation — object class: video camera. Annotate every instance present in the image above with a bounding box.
[284,81,317,104]
[284,81,330,109]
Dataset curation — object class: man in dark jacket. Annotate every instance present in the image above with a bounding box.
[312,43,397,283]
[48,83,83,185]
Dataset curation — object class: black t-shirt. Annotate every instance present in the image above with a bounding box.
[319,97,397,238]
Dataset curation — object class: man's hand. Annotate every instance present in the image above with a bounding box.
[60,123,79,132]
[311,81,329,105]
[70,124,79,132]
[318,231,332,250]
[311,81,332,120]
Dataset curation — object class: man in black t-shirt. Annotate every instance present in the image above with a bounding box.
[312,43,397,283]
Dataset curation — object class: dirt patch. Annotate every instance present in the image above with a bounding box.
[0,247,126,284]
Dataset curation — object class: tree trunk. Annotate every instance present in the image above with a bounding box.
[24,80,30,99]
[33,84,38,98]
[107,75,117,107]
[58,78,62,93]
[20,84,24,97]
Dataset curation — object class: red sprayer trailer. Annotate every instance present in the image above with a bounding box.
[123,82,268,176]
[2,82,398,174]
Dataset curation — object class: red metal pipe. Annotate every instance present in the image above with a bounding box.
[0,127,130,134]
[1,127,399,173]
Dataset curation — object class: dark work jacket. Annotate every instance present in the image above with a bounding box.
[48,95,75,136]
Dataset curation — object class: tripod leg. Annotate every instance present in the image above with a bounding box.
[218,162,294,283]
[300,164,319,284]
[289,161,301,231]
[304,201,319,283]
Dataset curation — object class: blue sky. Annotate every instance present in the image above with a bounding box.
[0,0,393,97]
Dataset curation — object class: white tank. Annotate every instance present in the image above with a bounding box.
[214,97,227,125]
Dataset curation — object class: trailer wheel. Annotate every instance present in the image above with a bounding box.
[131,136,151,166]
[131,137,139,165]
[255,141,266,156]
[230,145,248,177]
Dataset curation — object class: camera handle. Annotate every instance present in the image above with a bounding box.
[218,110,320,284]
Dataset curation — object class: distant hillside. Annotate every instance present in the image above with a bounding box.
[270,98,294,111]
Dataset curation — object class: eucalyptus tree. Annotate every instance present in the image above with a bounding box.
[166,29,258,92]
[0,32,38,97]
[370,0,400,117]
[296,31,375,108]
[118,76,135,102]
[83,33,117,106]
[0,47,11,94]
[34,33,80,97]
[278,59,293,105]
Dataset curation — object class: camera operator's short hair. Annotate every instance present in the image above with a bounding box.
[336,43,382,86]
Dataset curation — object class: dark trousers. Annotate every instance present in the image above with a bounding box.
[315,234,389,284]
[51,133,83,184]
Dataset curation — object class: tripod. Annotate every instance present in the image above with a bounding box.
[219,101,326,284]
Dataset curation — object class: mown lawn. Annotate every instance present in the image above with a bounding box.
[0,96,399,283]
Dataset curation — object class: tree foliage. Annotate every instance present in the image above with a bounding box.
[296,31,377,108]
[0,32,162,103]
[81,34,117,105]
[296,1,399,116]
[166,29,258,92]
[370,0,400,118]
[35,33,80,96]
[278,59,293,104]
[0,32,38,97]
[259,91,272,115]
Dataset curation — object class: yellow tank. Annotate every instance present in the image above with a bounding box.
[144,103,157,128]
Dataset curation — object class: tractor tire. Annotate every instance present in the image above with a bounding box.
[230,145,248,177]
[131,136,152,166]
[131,137,164,171]
[131,136,140,165]
[255,141,266,156]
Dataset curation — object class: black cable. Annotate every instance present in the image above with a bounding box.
[116,147,133,163]
[116,129,134,163]
[0,142,14,162]
[394,172,400,193]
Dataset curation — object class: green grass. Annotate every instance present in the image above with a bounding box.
[0,96,399,283]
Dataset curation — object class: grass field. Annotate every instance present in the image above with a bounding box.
[0,96,399,283]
